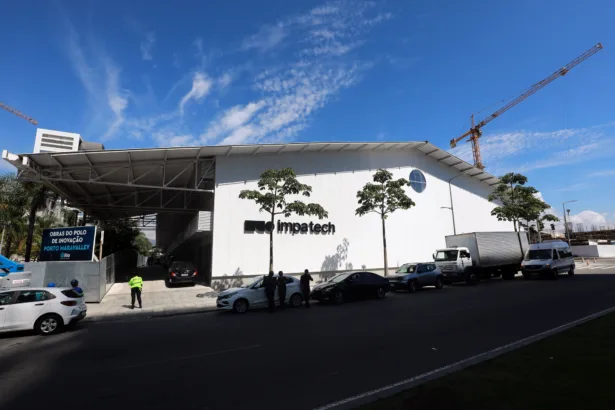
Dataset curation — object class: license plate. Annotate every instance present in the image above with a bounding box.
[181,274,189,277]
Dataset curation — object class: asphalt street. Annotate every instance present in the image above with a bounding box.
[2,269,615,410]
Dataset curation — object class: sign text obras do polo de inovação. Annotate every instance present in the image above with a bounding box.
[244,220,335,235]
[39,226,97,262]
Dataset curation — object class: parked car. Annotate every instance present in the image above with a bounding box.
[389,262,444,292]
[310,271,390,304]
[0,287,87,336]
[216,275,303,313]
[521,241,575,280]
[167,261,198,286]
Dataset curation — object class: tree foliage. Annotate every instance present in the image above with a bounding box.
[239,168,328,271]
[356,169,415,276]
[488,173,557,233]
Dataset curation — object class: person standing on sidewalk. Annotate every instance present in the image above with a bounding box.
[277,271,287,309]
[71,279,84,297]
[264,271,276,313]
[129,273,143,309]
[300,269,313,308]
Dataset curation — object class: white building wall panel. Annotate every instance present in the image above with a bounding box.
[211,149,513,277]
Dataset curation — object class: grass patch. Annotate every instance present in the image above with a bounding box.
[362,312,615,410]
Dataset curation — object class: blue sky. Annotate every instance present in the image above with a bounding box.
[1,0,614,229]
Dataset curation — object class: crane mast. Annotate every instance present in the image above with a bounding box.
[451,43,603,170]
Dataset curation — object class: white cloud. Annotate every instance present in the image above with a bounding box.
[589,169,615,177]
[103,62,129,139]
[241,24,287,52]
[451,124,615,175]
[179,72,212,117]
[201,101,266,143]
[140,32,155,60]
[218,72,233,88]
[569,210,614,230]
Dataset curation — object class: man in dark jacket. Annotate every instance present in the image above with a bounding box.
[264,271,276,313]
[277,271,287,308]
[300,269,313,308]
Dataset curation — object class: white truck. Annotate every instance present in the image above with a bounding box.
[433,232,529,285]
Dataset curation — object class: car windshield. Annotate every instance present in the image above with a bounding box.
[243,277,263,288]
[396,264,416,273]
[525,249,553,261]
[435,250,458,262]
[171,261,195,270]
[329,272,354,283]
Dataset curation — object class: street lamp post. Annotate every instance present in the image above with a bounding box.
[562,200,577,246]
[442,174,462,235]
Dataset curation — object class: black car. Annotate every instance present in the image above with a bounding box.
[310,271,390,304]
[167,261,198,286]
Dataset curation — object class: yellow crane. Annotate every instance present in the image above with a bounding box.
[0,101,38,125]
[451,43,603,170]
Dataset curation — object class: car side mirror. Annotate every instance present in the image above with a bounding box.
[432,254,435,260]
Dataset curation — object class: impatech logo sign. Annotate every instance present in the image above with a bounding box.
[244,220,336,235]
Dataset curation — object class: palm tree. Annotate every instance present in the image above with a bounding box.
[23,183,57,262]
[0,174,29,256]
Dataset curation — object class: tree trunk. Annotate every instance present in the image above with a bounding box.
[6,236,12,257]
[0,227,4,256]
[24,206,37,262]
[269,213,274,272]
[381,215,388,277]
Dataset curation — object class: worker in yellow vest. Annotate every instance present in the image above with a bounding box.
[129,273,143,309]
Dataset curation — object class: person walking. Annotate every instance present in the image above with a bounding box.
[264,271,276,313]
[277,271,287,309]
[128,273,143,309]
[70,279,84,297]
[300,269,313,308]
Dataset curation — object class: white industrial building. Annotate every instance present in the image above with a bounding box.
[3,139,514,283]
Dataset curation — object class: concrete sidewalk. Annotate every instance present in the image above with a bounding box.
[85,281,219,322]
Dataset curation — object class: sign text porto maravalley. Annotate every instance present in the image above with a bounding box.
[39,226,97,262]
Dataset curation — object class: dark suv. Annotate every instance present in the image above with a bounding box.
[167,261,198,286]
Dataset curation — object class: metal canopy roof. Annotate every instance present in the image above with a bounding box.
[2,140,499,220]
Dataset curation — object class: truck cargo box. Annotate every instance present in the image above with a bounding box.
[445,232,529,268]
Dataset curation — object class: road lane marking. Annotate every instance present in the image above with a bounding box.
[313,305,615,410]
[113,344,261,370]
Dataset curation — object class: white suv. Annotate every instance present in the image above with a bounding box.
[0,287,87,335]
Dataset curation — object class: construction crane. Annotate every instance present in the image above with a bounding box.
[451,43,603,170]
[0,101,38,125]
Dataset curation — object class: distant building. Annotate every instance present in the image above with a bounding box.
[33,128,104,154]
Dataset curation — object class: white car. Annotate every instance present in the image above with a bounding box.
[217,275,304,313]
[0,287,87,335]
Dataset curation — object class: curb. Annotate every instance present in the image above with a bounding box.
[313,305,615,410]
[84,305,219,323]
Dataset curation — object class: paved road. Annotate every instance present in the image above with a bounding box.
[2,270,615,410]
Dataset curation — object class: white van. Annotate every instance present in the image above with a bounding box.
[521,241,575,280]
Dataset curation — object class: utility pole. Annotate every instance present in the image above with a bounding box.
[562,200,577,246]
[442,174,462,235]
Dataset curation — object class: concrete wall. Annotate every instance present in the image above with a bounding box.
[211,148,513,277]
[23,249,149,303]
[573,245,615,258]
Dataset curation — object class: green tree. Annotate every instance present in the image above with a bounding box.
[133,231,153,255]
[22,183,58,262]
[489,173,557,247]
[239,168,328,271]
[356,169,415,276]
[0,174,29,256]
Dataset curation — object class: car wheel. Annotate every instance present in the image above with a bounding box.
[233,298,249,314]
[408,280,418,293]
[35,314,63,336]
[551,269,559,280]
[466,272,477,286]
[435,277,444,290]
[376,287,386,299]
[289,293,302,307]
[334,291,344,304]
[568,265,575,276]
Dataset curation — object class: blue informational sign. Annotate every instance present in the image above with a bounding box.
[39,226,97,262]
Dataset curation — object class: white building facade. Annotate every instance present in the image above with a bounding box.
[211,143,513,277]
